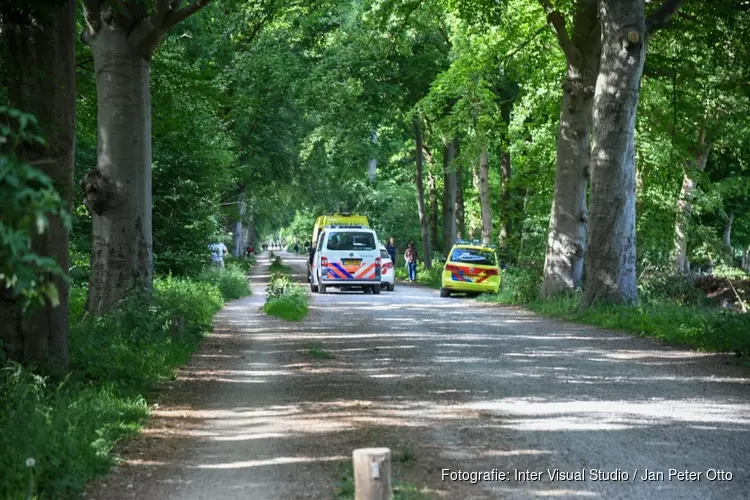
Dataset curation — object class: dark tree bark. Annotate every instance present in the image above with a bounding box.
[478,146,493,245]
[582,0,685,306]
[442,138,458,254]
[233,183,246,256]
[456,163,465,240]
[428,171,440,252]
[540,0,600,297]
[498,150,512,245]
[0,0,76,372]
[81,0,213,314]
[413,116,432,269]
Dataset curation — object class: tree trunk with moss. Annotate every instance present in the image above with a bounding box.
[413,116,432,269]
[0,0,76,372]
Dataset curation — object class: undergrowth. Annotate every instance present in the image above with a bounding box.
[264,265,308,321]
[1,265,251,499]
[395,263,442,289]
[197,261,251,300]
[479,266,750,356]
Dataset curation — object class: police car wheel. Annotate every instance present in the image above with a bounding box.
[372,285,381,295]
[319,282,327,294]
[387,283,394,292]
[440,287,450,297]
[310,282,318,293]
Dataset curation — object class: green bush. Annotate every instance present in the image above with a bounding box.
[196,262,251,301]
[395,262,442,289]
[494,266,542,304]
[264,272,308,321]
[224,255,255,273]
[1,275,227,499]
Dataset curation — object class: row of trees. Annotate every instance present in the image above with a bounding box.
[2,0,749,370]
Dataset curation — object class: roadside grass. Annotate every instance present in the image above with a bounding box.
[264,262,309,321]
[395,264,442,289]
[305,343,334,359]
[197,261,252,300]
[478,266,750,357]
[335,461,431,500]
[1,266,251,499]
[268,257,293,275]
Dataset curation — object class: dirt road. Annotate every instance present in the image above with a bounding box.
[87,251,750,499]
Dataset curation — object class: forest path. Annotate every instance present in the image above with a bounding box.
[86,251,750,499]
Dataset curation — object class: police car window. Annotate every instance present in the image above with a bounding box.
[450,248,496,265]
[327,231,376,251]
[380,249,389,259]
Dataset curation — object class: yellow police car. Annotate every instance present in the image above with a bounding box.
[440,241,501,297]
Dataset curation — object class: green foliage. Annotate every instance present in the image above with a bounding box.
[305,344,333,359]
[1,273,229,498]
[196,262,251,301]
[481,273,750,356]
[395,263,442,289]
[264,271,308,321]
[0,107,70,310]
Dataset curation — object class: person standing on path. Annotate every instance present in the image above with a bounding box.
[385,237,397,265]
[404,242,418,282]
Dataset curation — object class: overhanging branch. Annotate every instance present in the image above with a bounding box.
[646,0,687,35]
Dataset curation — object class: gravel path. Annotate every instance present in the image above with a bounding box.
[86,251,750,499]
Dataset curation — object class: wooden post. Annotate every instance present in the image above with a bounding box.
[353,448,392,500]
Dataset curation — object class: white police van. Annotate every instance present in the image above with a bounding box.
[310,226,382,294]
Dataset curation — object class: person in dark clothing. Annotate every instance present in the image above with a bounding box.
[385,237,397,265]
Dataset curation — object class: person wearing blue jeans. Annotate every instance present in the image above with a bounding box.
[404,242,418,282]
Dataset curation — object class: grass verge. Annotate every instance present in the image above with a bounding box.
[395,264,442,289]
[478,266,750,357]
[1,266,251,499]
[305,343,334,359]
[264,260,309,321]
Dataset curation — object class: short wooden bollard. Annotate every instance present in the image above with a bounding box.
[353,448,392,500]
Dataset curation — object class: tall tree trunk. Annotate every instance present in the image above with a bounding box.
[541,0,599,298]
[674,124,710,274]
[1,0,76,372]
[498,150,511,245]
[582,0,684,306]
[81,0,212,313]
[367,131,378,181]
[456,164,465,240]
[743,246,750,273]
[413,116,432,269]
[83,26,153,313]
[723,211,733,252]
[428,171,440,252]
[442,139,458,254]
[478,147,493,245]
[233,184,246,256]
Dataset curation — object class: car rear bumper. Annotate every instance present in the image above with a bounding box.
[321,279,381,286]
[442,281,499,293]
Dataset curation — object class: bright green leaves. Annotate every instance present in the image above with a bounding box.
[0,107,70,311]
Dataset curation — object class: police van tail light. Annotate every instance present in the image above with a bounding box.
[484,268,499,275]
[445,264,460,272]
[321,257,329,267]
